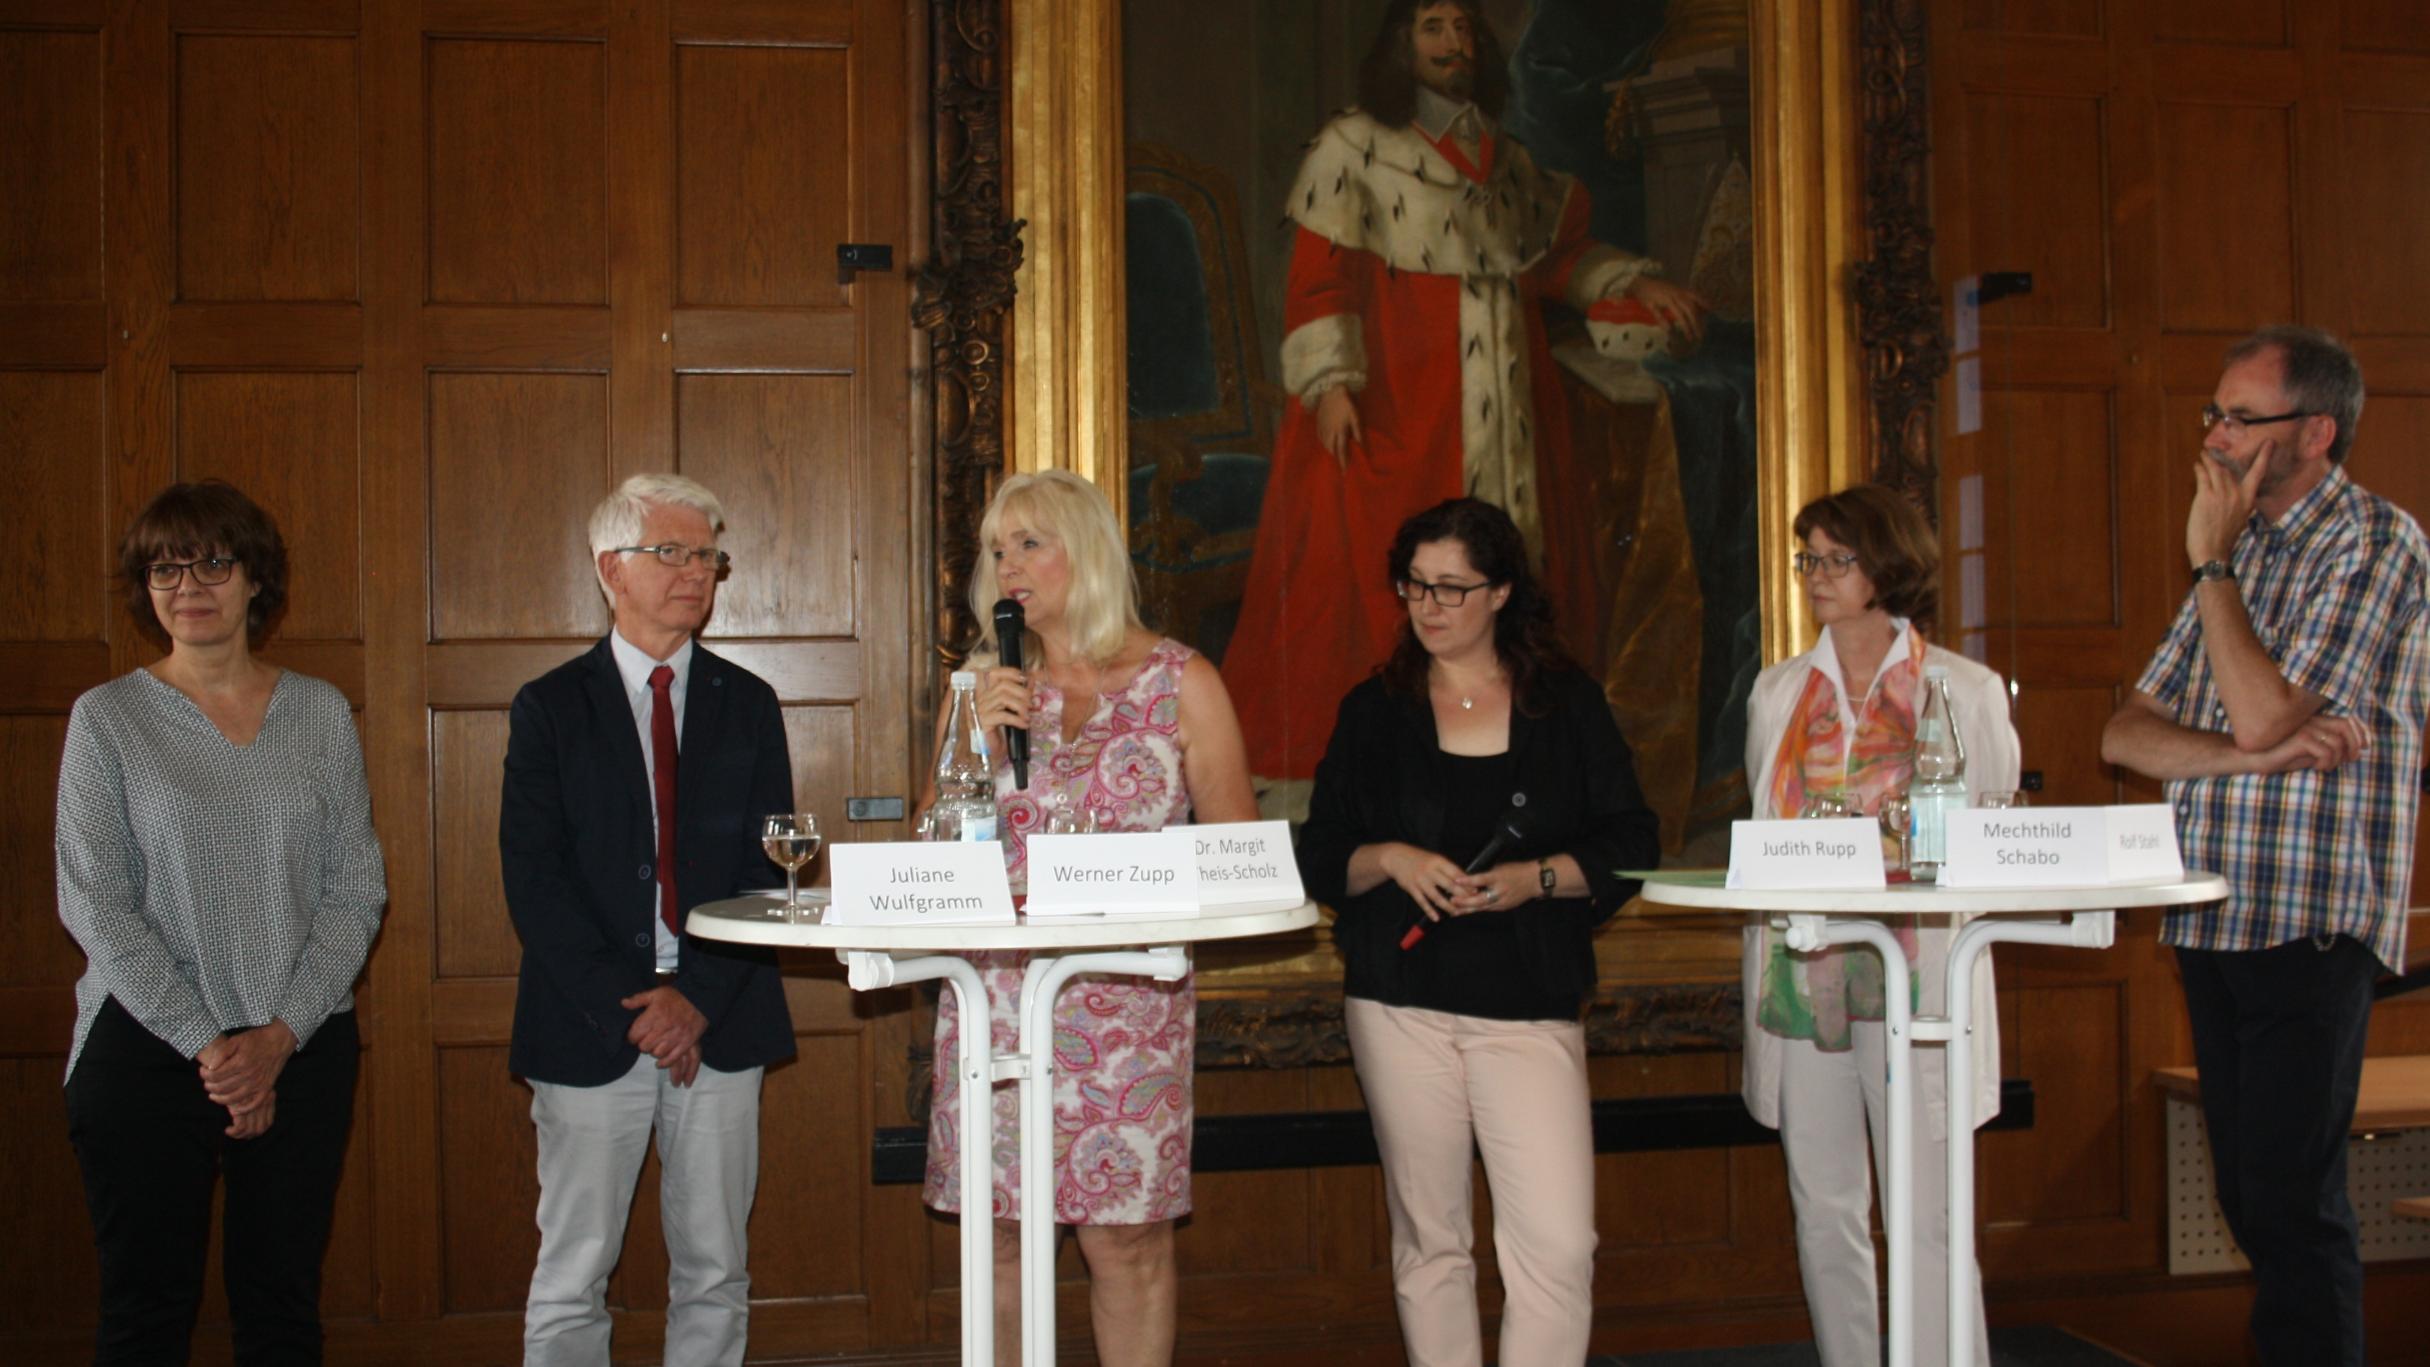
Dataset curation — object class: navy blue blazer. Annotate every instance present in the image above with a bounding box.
[500,636,796,1085]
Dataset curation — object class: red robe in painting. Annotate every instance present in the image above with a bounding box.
[1220,108,1667,780]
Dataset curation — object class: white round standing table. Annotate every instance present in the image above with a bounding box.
[688,892,1319,1367]
[1634,871,2228,1367]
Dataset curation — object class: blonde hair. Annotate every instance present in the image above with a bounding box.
[970,470,1141,663]
[587,472,727,604]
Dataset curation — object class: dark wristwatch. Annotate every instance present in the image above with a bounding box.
[2192,559,2234,584]
[1537,859,1557,895]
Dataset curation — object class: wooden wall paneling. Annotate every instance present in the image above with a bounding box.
[779,704,856,869]
[431,708,518,979]
[173,370,363,639]
[1180,1070,1320,1280]
[2337,108,2430,338]
[2151,0,2288,49]
[425,36,607,305]
[0,372,108,643]
[2343,0,2430,55]
[0,717,81,1002]
[680,374,859,639]
[2152,99,2297,335]
[435,1046,541,1316]
[1958,91,2109,329]
[0,25,103,303]
[607,0,673,476]
[0,1060,92,1338]
[174,33,359,302]
[2010,684,2121,805]
[1956,0,2099,41]
[426,371,613,641]
[675,44,851,310]
[361,0,441,1326]
[106,0,176,685]
[753,1031,875,1304]
[1975,388,2118,631]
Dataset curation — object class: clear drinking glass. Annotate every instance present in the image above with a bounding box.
[1043,797,1102,836]
[761,812,822,922]
[1875,788,1912,875]
[1799,792,1851,820]
[1975,790,2026,809]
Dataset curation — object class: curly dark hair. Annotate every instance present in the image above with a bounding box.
[116,480,289,649]
[1791,484,1938,631]
[1358,0,1509,128]
[1380,498,1577,715]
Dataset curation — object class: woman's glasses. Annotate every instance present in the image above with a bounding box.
[1394,576,1499,607]
[145,557,239,589]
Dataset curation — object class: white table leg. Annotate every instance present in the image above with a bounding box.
[1940,910,2113,1367]
[844,951,997,1366]
[1782,913,1917,1367]
[1013,946,1189,1367]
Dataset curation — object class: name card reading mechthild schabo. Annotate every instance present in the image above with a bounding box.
[1023,829,1203,919]
[1190,820,1303,907]
[1726,818,1887,891]
[827,840,1016,927]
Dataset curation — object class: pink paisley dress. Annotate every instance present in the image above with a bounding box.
[921,638,1198,1225]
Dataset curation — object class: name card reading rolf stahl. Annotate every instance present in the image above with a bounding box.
[1937,804,2185,888]
[828,840,1016,926]
[1726,818,1887,891]
[1024,829,1203,918]
[1191,820,1304,907]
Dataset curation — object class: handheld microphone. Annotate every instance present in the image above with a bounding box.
[991,598,1031,789]
[1400,804,1530,950]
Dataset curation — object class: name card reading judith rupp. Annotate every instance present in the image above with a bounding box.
[827,840,1016,926]
[1024,829,1203,918]
[1937,804,2185,888]
[1726,818,1886,891]
[1191,820,1304,907]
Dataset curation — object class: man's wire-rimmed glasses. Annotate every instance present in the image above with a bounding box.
[613,543,732,573]
[2200,403,2312,437]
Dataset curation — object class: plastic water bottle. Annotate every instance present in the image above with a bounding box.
[924,670,999,843]
[1909,665,1968,882]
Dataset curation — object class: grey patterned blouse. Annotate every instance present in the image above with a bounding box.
[55,669,388,1079]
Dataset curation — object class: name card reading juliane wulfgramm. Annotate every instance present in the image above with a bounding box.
[1936,805,2185,888]
[827,840,1016,927]
[1726,818,1886,891]
[1190,820,1304,908]
[1023,829,1203,919]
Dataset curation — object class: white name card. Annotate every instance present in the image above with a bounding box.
[1023,829,1203,919]
[1727,819,1886,890]
[2103,804,2185,883]
[1190,820,1303,907]
[1938,808,2107,887]
[828,841,1016,926]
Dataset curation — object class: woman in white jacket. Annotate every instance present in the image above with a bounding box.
[1740,484,2018,1367]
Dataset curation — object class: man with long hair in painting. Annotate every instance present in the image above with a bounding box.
[1219,0,1708,795]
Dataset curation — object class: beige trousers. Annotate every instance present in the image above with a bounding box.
[1346,998,1598,1367]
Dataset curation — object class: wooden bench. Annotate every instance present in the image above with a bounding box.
[2157,1056,2430,1221]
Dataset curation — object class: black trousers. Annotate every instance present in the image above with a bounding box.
[65,998,360,1367]
[2177,935,2379,1367]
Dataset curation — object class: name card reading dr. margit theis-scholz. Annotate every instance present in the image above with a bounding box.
[827,840,1017,927]
[1023,829,1203,919]
[1726,818,1886,891]
[1936,804,2185,888]
[1191,820,1304,907]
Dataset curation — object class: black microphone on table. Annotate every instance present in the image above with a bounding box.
[991,597,1031,789]
[1400,799,1530,951]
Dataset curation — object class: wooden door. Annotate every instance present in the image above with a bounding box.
[0,0,931,1359]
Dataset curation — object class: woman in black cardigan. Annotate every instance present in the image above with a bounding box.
[1297,497,1658,1366]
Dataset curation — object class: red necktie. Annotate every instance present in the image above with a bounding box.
[648,665,681,937]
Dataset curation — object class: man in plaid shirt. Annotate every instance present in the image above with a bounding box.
[2103,326,2429,1366]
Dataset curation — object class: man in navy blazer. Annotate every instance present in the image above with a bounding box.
[501,472,795,1367]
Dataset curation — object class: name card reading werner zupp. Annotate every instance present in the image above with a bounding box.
[1726,818,1885,891]
[1191,820,1304,907]
[827,841,1016,927]
[1024,829,1203,919]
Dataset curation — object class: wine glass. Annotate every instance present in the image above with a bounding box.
[761,812,822,922]
[1043,797,1103,836]
[1875,788,1912,875]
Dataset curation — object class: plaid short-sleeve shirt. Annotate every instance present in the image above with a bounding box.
[2136,463,2430,971]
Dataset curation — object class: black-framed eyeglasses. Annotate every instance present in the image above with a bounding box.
[145,557,239,590]
[1791,550,1861,579]
[2200,403,2312,436]
[613,543,731,573]
[1394,575,1499,607]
